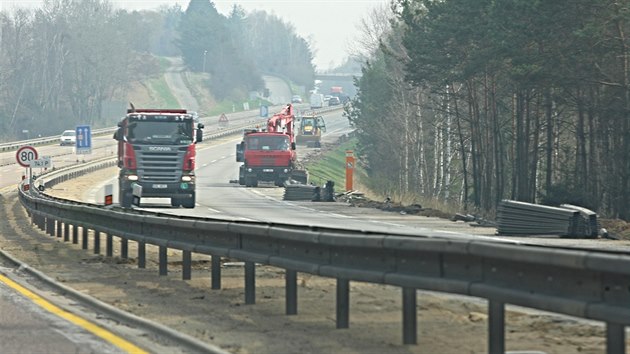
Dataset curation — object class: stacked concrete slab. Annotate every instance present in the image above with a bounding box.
[497,200,598,238]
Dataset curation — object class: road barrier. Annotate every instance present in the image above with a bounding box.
[15,158,630,353]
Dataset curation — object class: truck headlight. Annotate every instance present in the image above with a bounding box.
[247,168,253,172]
[126,175,138,181]
[283,169,289,173]
[181,176,192,182]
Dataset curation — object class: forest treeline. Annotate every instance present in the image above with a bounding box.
[0,0,315,139]
[347,0,630,219]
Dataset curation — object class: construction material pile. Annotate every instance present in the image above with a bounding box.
[497,200,598,238]
[283,181,335,202]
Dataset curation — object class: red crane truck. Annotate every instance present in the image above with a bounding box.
[113,108,204,208]
[236,104,307,187]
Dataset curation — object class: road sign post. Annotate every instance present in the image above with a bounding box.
[104,184,113,206]
[75,125,92,155]
[345,150,354,191]
[16,146,38,167]
[260,105,269,118]
[31,156,52,169]
[16,146,38,194]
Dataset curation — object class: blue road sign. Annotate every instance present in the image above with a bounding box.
[260,105,269,118]
[76,125,92,154]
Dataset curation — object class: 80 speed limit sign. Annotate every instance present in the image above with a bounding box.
[16,145,38,167]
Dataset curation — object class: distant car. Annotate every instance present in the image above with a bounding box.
[59,130,76,146]
[323,95,332,102]
[291,95,303,103]
[328,96,341,106]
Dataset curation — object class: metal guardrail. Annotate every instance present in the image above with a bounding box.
[0,127,116,152]
[0,105,343,154]
[15,161,630,353]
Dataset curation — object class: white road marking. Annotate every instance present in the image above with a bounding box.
[210,160,218,163]
[324,212,352,218]
[369,220,404,227]
[207,207,221,213]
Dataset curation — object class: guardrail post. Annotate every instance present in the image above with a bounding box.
[121,239,128,259]
[81,226,88,250]
[245,261,255,304]
[211,255,221,289]
[606,323,626,354]
[182,251,191,280]
[286,269,297,315]
[138,242,146,268]
[39,215,45,231]
[56,220,62,238]
[336,278,350,329]
[46,218,55,236]
[488,300,505,354]
[159,246,167,275]
[106,233,113,257]
[63,223,69,242]
[71,224,78,244]
[402,288,417,344]
[93,231,100,254]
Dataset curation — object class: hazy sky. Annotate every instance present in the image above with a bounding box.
[2,0,389,70]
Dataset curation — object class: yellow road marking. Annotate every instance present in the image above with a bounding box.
[0,274,148,354]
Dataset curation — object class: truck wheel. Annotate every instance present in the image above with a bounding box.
[239,166,245,185]
[182,194,195,208]
[170,198,181,207]
[245,176,257,187]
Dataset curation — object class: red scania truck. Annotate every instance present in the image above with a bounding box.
[113,108,204,208]
[236,104,307,187]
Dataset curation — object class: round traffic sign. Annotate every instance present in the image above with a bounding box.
[16,145,38,167]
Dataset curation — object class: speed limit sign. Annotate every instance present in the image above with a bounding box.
[16,146,38,167]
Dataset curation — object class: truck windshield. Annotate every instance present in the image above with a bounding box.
[246,135,289,151]
[127,120,193,145]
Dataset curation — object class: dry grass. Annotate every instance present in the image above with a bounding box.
[600,218,630,240]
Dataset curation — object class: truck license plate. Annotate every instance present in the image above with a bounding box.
[152,184,168,189]
[263,169,274,172]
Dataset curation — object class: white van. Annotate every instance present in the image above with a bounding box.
[310,93,324,109]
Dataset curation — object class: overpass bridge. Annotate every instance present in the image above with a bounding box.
[314,73,362,82]
[314,73,361,97]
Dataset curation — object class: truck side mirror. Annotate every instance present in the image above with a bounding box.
[236,142,245,162]
[196,128,203,143]
[113,127,123,141]
[291,142,296,150]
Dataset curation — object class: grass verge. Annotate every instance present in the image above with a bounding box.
[303,138,366,191]
[147,77,180,108]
